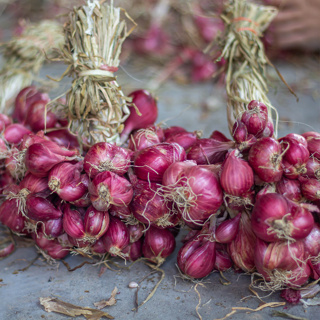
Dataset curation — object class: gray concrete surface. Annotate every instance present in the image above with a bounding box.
[0,59,319,320]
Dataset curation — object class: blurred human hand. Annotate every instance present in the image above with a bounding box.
[265,0,320,51]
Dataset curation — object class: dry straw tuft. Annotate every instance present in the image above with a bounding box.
[212,0,279,136]
[52,0,136,146]
[0,20,64,114]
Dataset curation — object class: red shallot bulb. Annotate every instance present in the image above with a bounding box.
[303,223,320,258]
[191,51,217,82]
[209,130,231,142]
[232,119,248,143]
[0,114,12,129]
[186,138,234,165]
[280,134,310,179]
[0,199,27,234]
[276,178,302,202]
[89,171,133,211]
[228,212,256,273]
[42,218,64,238]
[35,232,70,260]
[130,180,171,227]
[25,143,77,177]
[177,223,216,279]
[302,132,320,159]
[128,128,161,151]
[134,142,186,183]
[220,149,254,196]
[83,206,110,241]
[26,99,57,132]
[300,177,320,201]
[122,238,143,261]
[26,193,63,222]
[142,226,176,265]
[241,100,268,137]
[251,193,314,242]
[19,172,46,190]
[127,223,145,243]
[14,86,48,123]
[174,165,223,225]
[109,204,133,220]
[101,216,130,257]
[48,162,88,202]
[83,142,131,178]
[90,239,108,255]
[70,193,91,208]
[3,124,31,145]
[120,90,158,143]
[63,205,85,239]
[166,131,198,150]
[304,157,320,180]
[248,137,283,182]
[215,214,241,243]
[214,246,233,271]
[46,129,80,150]
[164,126,187,139]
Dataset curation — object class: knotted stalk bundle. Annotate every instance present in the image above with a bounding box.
[54,0,135,146]
[0,20,64,114]
[216,0,278,136]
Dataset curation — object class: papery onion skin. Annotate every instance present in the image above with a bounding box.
[89,171,133,211]
[220,149,254,196]
[142,226,176,265]
[84,142,131,178]
[134,142,186,183]
[304,157,320,180]
[20,173,49,194]
[83,206,110,240]
[248,137,283,183]
[102,216,130,257]
[26,194,63,221]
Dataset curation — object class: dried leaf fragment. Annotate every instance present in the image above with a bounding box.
[94,287,118,309]
[39,297,114,320]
